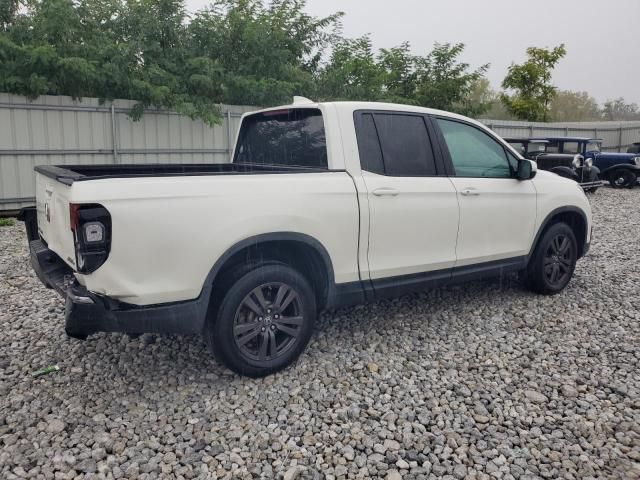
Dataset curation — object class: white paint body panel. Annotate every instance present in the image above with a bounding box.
[362,172,459,279]
[34,101,592,307]
[449,177,537,266]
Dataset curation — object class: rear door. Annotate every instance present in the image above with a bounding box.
[354,111,459,282]
[433,117,537,267]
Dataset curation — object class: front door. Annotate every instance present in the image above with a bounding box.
[434,118,537,267]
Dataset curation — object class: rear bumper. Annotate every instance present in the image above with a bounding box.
[27,237,207,339]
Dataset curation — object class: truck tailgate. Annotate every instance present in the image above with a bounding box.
[35,171,77,270]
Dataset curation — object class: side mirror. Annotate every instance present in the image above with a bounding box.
[517,159,537,180]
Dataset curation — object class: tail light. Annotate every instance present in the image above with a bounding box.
[69,203,111,273]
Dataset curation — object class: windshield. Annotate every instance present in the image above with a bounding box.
[528,143,547,153]
[586,142,601,152]
[234,108,328,168]
[508,142,526,154]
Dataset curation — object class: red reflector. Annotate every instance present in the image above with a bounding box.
[69,204,80,232]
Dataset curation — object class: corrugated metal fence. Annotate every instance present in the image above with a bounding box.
[0,94,256,212]
[2,93,640,212]
[480,118,640,152]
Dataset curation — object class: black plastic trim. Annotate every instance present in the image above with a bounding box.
[331,256,529,307]
[528,206,590,259]
[34,163,343,185]
[18,206,38,241]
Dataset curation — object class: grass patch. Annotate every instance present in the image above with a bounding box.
[0,218,15,227]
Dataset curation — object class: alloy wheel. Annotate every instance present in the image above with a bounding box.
[233,282,304,362]
[543,234,573,288]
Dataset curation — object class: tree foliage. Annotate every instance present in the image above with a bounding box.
[0,0,342,124]
[315,38,489,116]
[548,90,600,122]
[601,97,640,121]
[500,44,566,122]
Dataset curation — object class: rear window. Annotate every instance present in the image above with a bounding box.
[234,108,328,168]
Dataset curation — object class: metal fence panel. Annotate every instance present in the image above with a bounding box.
[480,118,640,152]
[0,94,256,211]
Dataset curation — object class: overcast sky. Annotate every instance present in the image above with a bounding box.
[184,0,640,105]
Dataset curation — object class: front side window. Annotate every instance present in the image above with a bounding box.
[436,119,512,178]
[546,141,560,153]
[586,142,601,152]
[234,108,327,168]
[562,142,580,154]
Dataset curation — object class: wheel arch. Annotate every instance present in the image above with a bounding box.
[530,207,589,259]
[202,232,337,315]
[600,164,639,176]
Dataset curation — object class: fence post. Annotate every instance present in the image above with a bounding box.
[226,110,233,162]
[618,126,623,152]
[110,104,118,163]
[529,125,533,137]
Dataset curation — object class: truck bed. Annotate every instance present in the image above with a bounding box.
[35,163,330,185]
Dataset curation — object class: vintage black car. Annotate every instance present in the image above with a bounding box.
[504,137,602,192]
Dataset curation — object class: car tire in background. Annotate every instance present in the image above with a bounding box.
[525,222,578,295]
[608,168,637,188]
[205,263,316,377]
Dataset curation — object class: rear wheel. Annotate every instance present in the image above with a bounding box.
[205,264,316,377]
[525,222,577,295]
[609,169,636,188]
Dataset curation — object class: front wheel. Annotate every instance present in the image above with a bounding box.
[609,169,637,188]
[206,264,316,377]
[525,222,578,295]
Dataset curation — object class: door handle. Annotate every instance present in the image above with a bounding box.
[372,187,400,197]
[460,188,480,196]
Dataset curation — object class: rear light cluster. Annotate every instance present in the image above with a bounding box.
[69,203,112,273]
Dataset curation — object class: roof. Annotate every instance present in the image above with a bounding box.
[247,100,489,131]
[530,136,602,143]
[503,137,548,143]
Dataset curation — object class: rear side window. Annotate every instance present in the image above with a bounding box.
[354,112,437,176]
[234,108,327,168]
[354,113,384,174]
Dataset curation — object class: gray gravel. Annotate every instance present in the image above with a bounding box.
[1,187,639,480]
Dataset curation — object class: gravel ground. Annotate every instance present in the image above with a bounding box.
[1,187,639,480]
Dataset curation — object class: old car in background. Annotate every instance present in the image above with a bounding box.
[628,142,640,154]
[504,137,602,192]
[539,137,640,188]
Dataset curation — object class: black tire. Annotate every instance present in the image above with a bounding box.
[525,222,577,295]
[205,263,316,377]
[608,169,637,188]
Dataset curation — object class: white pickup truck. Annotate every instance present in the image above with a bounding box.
[20,98,592,376]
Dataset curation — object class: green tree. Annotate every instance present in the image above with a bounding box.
[501,44,566,121]
[548,90,600,121]
[315,40,489,115]
[413,43,489,116]
[601,97,640,121]
[314,36,384,101]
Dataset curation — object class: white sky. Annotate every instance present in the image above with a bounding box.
[184,0,640,105]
